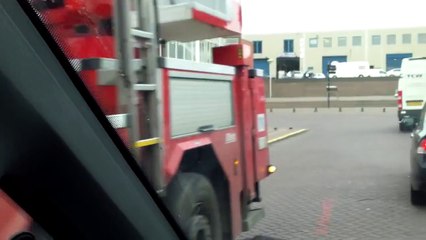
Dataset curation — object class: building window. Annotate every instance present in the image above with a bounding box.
[387,34,396,45]
[168,41,177,58]
[352,36,362,46]
[200,41,212,62]
[177,43,184,59]
[309,38,318,48]
[184,42,195,61]
[338,37,347,47]
[418,33,426,44]
[402,34,411,44]
[253,41,262,53]
[283,39,294,53]
[323,37,332,48]
[372,35,381,45]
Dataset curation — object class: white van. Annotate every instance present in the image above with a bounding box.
[397,57,426,131]
[329,61,370,78]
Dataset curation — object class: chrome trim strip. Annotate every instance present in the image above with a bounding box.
[169,70,233,81]
[131,29,154,39]
[159,57,235,75]
[134,84,157,91]
[71,58,144,71]
[171,125,235,139]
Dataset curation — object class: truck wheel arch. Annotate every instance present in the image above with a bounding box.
[165,173,222,240]
[167,145,232,240]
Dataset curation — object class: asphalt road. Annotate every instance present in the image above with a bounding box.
[238,108,426,240]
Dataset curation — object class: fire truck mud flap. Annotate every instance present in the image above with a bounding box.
[243,208,265,231]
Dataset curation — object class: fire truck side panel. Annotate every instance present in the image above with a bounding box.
[79,70,118,115]
[250,77,270,182]
[234,68,257,199]
[212,43,271,197]
[160,64,244,238]
[66,37,115,59]
[161,63,238,181]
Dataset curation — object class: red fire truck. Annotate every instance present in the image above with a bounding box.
[0,0,274,239]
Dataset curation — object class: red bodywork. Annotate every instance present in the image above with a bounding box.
[0,191,31,239]
[1,1,270,239]
[161,61,269,236]
[212,41,253,67]
[213,43,270,195]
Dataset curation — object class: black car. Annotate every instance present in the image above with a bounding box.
[410,104,426,205]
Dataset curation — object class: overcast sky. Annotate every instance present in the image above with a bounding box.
[241,0,426,34]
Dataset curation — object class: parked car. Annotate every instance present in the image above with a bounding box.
[286,70,304,79]
[278,70,286,79]
[367,69,387,77]
[387,68,402,77]
[312,73,326,79]
[303,71,314,78]
[306,72,326,79]
[303,71,325,79]
[410,103,426,205]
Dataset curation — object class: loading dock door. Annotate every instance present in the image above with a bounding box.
[254,59,270,76]
[322,56,347,75]
[386,53,412,71]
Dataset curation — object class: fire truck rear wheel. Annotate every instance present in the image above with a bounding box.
[166,173,222,240]
[399,122,406,131]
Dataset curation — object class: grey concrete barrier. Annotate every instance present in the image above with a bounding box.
[264,77,398,98]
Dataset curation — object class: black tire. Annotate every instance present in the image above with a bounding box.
[166,173,222,240]
[411,186,424,205]
[358,75,364,78]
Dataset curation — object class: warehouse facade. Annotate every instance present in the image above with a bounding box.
[243,27,426,78]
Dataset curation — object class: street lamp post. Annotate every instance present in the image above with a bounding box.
[268,58,274,98]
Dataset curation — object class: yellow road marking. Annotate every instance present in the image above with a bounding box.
[134,137,160,148]
[268,129,308,144]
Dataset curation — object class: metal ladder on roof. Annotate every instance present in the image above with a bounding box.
[114,0,163,191]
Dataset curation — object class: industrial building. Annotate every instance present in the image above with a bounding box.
[243,27,426,77]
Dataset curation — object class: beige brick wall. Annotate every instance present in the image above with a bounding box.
[244,27,426,78]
